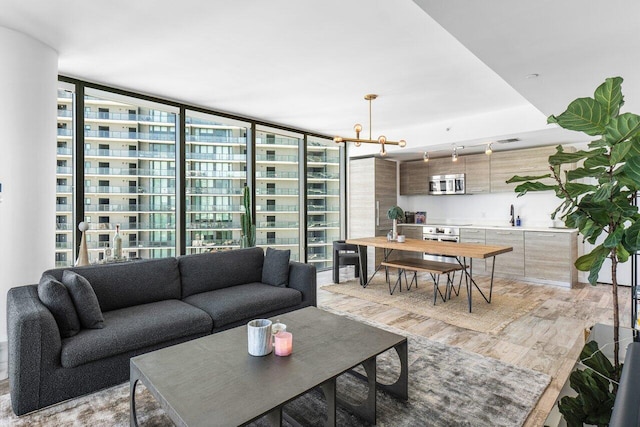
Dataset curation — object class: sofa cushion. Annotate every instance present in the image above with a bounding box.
[60,299,212,368]
[38,274,80,338]
[178,247,264,298]
[45,257,181,312]
[62,270,104,329]
[183,282,302,328]
[262,247,290,287]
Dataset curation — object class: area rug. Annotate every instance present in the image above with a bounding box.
[0,309,550,427]
[322,275,541,334]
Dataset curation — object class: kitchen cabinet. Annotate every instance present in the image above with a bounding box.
[348,157,397,270]
[398,225,424,259]
[464,154,490,194]
[427,156,466,177]
[486,229,524,277]
[399,160,429,195]
[490,146,574,193]
[525,231,577,286]
[460,228,486,273]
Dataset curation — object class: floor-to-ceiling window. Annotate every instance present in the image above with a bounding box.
[185,112,248,253]
[307,136,342,269]
[255,128,301,261]
[56,77,345,269]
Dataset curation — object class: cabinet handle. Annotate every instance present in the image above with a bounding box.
[376,201,379,227]
[534,233,555,237]
[466,230,480,233]
[496,231,513,235]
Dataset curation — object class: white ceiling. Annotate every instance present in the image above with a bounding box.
[1,0,639,160]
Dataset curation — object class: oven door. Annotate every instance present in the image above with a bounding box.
[423,235,458,263]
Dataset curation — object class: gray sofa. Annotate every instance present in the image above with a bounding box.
[7,247,316,416]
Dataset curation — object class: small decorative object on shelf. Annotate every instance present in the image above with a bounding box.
[113,224,122,260]
[75,222,90,266]
[415,211,426,224]
[274,331,293,356]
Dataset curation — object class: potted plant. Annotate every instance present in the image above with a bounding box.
[387,205,404,240]
[508,76,640,424]
[240,186,255,248]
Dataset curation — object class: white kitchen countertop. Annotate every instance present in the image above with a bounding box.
[398,223,578,233]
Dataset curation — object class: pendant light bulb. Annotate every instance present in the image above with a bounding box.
[452,146,458,162]
[423,151,429,162]
[485,143,493,155]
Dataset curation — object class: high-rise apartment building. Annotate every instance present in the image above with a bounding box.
[56,86,342,269]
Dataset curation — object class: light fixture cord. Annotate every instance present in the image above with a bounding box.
[368,98,372,140]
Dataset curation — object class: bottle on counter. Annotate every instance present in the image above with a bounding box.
[516,216,522,227]
[113,224,123,259]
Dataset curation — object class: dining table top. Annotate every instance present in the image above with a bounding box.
[345,236,513,259]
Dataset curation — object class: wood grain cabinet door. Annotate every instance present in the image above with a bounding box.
[486,229,524,277]
[399,161,429,195]
[460,228,487,273]
[525,231,576,285]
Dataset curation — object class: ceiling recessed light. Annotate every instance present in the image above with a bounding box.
[525,73,540,79]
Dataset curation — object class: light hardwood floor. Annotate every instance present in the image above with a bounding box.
[318,267,633,427]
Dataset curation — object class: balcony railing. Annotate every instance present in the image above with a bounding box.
[256,238,299,245]
[186,170,246,178]
[256,205,299,212]
[56,204,72,212]
[84,186,175,194]
[87,240,176,249]
[57,109,72,118]
[57,147,72,155]
[307,188,341,196]
[256,137,299,146]
[186,153,246,161]
[85,167,176,177]
[186,135,247,144]
[307,155,340,164]
[84,204,175,212]
[307,205,340,211]
[257,221,299,228]
[186,187,243,195]
[255,154,298,163]
[307,172,339,179]
[190,239,239,247]
[185,204,242,212]
[56,223,73,230]
[86,223,175,231]
[85,111,137,122]
[57,129,73,137]
[255,188,299,196]
[56,166,73,174]
[55,242,73,249]
[85,148,175,159]
[85,130,177,141]
[255,171,298,179]
[186,221,240,229]
[56,185,73,193]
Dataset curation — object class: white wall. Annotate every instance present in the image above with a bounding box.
[0,26,58,342]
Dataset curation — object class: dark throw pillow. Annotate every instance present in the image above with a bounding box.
[62,270,105,329]
[262,247,290,287]
[38,274,80,338]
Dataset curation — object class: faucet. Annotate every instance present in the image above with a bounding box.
[510,204,515,226]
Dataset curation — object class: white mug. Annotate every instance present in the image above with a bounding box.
[397,235,406,243]
[247,319,272,356]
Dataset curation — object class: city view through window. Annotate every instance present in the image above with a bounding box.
[55,82,343,270]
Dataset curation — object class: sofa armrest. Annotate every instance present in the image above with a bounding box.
[610,342,640,427]
[288,261,316,307]
[7,285,62,416]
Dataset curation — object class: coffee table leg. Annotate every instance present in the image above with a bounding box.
[338,356,377,424]
[130,366,140,427]
[319,379,337,427]
[264,407,282,426]
[377,339,409,400]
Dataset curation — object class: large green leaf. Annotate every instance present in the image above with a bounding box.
[548,97,608,136]
[506,174,551,183]
[549,147,606,165]
[591,182,613,202]
[513,181,556,196]
[603,226,624,248]
[584,153,611,169]
[623,220,640,252]
[603,113,640,146]
[567,167,606,181]
[594,76,624,118]
[563,182,598,197]
[610,139,633,164]
[617,244,630,263]
[621,155,640,183]
[575,245,607,272]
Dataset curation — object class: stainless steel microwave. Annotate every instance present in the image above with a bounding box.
[429,174,465,195]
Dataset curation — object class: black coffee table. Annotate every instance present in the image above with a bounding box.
[130,306,408,426]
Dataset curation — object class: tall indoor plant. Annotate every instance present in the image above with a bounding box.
[508,77,640,424]
[240,186,256,248]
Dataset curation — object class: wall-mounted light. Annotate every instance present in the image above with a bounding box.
[423,152,429,162]
[485,143,493,155]
[452,145,458,162]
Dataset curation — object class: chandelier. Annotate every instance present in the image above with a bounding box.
[333,94,406,156]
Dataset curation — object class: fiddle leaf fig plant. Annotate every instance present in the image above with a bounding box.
[507,77,640,393]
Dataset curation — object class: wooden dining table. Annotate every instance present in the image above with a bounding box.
[345,236,513,312]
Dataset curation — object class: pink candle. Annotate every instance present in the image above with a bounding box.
[274,331,293,356]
